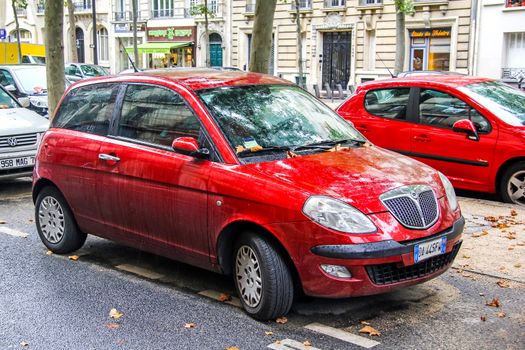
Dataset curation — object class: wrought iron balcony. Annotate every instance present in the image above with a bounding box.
[191,0,223,17]
[151,8,191,19]
[291,0,313,10]
[113,11,148,22]
[73,1,92,12]
[359,0,383,5]
[324,0,346,7]
[15,7,27,17]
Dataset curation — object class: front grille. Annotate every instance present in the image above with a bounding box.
[366,243,461,285]
[380,185,439,229]
[0,133,38,148]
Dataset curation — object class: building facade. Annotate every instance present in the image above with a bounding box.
[231,0,474,89]
[473,0,525,83]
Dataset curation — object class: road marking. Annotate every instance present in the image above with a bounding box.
[304,323,380,349]
[267,339,322,350]
[115,264,164,280]
[0,227,28,238]
[197,290,242,308]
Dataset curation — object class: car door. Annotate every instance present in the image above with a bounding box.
[410,87,498,191]
[96,83,213,266]
[339,87,414,152]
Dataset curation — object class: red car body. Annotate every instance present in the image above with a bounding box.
[32,70,463,311]
[336,75,525,198]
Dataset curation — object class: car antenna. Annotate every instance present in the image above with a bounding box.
[376,53,394,78]
[117,37,139,73]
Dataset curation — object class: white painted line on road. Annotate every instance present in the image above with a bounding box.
[197,290,242,308]
[115,264,164,280]
[304,323,380,349]
[267,338,323,350]
[0,227,28,238]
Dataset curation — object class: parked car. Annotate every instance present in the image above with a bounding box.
[33,70,463,320]
[336,75,525,206]
[65,63,109,82]
[0,64,49,117]
[0,84,48,180]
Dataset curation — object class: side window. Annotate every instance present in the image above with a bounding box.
[364,88,410,120]
[117,84,202,147]
[419,89,491,133]
[52,83,119,136]
[0,70,15,87]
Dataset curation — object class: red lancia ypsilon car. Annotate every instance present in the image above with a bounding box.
[336,75,525,206]
[33,70,463,320]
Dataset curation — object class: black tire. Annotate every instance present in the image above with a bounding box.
[499,161,525,205]
[233,232,294,320]
[35,186,87,254]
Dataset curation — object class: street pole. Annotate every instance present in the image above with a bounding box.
[92,0,98,65]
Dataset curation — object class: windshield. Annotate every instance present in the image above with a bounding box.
[458,81,525,126]
[197,85,366,162]
[0,88,18,109]
[13,66,47,94]
[80,65,109,77]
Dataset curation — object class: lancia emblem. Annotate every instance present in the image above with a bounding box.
[7,137,18,147]
[410,191,418,199]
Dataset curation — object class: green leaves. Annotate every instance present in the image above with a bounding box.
[395,0,414,14]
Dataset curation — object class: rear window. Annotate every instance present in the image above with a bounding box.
[52,83,120,136]
[364,88,410,120]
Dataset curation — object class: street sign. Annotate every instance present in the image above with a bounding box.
[0,29,6,39]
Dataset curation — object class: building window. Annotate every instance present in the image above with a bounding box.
[506,0,525,7]
[325,0,346,7]
[409,28,451,71]
[9,29,32,43]
[97,27,109,61]
[246,0,256,12]
[502,32,525,79]
[74,0,92,11]
[152,0,174,18]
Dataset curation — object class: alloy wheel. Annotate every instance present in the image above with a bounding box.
[507,170,525,205]
[235,245,263,308]
[38,196,65,244]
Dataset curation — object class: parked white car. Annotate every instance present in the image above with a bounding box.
[0,85,48,180]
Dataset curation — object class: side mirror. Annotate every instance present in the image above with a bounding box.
[172,137,210,159]
[4,84,16,92]
[452,119,479,141]
[18,97,30,108]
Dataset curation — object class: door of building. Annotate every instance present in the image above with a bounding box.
[76,27,85,63]
[209,33,223,67]
[322,31,351,89]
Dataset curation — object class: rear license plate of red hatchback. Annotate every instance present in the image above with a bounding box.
[414,237,447,263]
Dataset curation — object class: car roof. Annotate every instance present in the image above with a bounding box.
[359,75,493,90]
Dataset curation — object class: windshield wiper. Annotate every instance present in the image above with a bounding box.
[292,138,366,152]
[236,145,290,157]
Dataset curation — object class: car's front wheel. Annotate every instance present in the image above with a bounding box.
[233,233,294,320]
[500,162,525,206]
[35,186,87,253]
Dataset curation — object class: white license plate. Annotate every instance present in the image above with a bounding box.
[0,156,35,170]
[414,237,447,263]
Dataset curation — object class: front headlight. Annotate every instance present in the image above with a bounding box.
[29,96,47,109]
[438,172,458,211]
[302,196,377,234]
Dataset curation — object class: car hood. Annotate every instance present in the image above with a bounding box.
[0,108,49,135]
[246,146,444,214]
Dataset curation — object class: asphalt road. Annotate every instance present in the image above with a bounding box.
[0,178,523,350]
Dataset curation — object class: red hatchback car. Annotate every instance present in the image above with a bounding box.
[337,76,525,205]
[33,70,463,319]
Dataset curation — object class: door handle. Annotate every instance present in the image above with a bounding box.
[413,135,430,142]
[98,153,120,162]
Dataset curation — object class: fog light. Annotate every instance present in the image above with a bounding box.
[320,264,352,279]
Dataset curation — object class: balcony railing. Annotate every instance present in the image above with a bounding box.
[151,8,191,19]
[15,7,27,17]
[506,0,525,6]
[502,68,525,81]
[191,1,222,16]
[37,4,45,13]
[359,0,383,5]
[291,0,313,10]
[73,1,92,12]
[113,11,148,22]
[324,0,346,7]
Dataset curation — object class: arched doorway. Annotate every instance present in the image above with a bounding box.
[209,33,222,67]
[75,27,85,63]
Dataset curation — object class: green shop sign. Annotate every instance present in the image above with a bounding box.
[147,27,195,42]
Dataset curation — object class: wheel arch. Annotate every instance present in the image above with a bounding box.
[32,178,61,203]
[495,157,525,194]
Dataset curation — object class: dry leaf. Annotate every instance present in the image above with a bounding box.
[235,145,245,153]
[462,254,471,259]
[250,145,263,152]
[360,320,371,325]
[275,340,282,345]
[20,341,29,347]
[109,308,123,320]
[486,298,501,308]
[472,231,489,238]
[218,293,232,302]
[68,255,79,261]
[516,243,525,246]
[510,209,518,217]
[303,340,312,347]
[497,312,506,318]
[184,322,196,329]
[479,292,485,296]
[275,317,288,324]
[106,323,120,330]
[496,280,510,288]
[0,220,6,224]
[480,315,486,322]
[359,325,381,336]
[225,347,240,350]
[286,150,298,158]
[46,250,53,256]
[264,331,273,336]
[508,246,514,251]
[514,263,522,268]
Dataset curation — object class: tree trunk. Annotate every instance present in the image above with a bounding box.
[249,0,277,74]
[66,0,78,63]
[11,1,22,64]
[45,0,65,119]
[204,0,210,67]
[394,8,405,75]
[132,0,139,67]
[295,0,303,87]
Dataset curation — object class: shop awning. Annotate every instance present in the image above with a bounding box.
[125,42,191,54]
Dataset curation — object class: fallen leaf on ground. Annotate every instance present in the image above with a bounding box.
[497,312,506,318]
[20,341,29,347]
[480,315,486,322]
[472,231,489,238]
[106,323,120,330]
[508,246,514,251]
[516,242,525,246]
[479,292,485,296]
[359,325,381,336]
[303,340,312,347]
[360,320,371,325]
[275,317,288,324]
[109,308,123,320]
[461,254,471,259]
[116,339,125,346]
[0,220,6,224]
[496,280,510,288]
[28,219,33,223]
[510,209,518,217]
[184,322,196,329]
[514,263,522,268]
[225,347,240,350]
[68,255,79,261]
[275,340,282,345]
[264,331,273,336]
[486,298,501,308]
[46,250,53,256]
[218,293,232,302]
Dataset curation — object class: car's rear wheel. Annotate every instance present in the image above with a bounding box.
[35,186,87,253]
[500,161,525,206]
[233,233,294,320]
